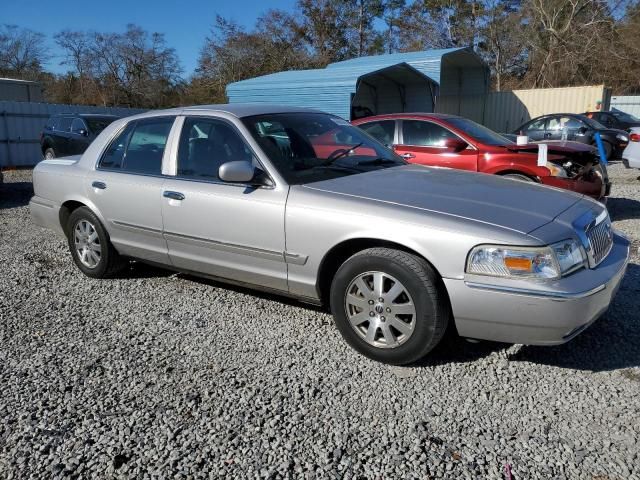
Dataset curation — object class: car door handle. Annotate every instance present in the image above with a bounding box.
[91,181,107,190]
[163,191,185,201]
[401,153,416,159]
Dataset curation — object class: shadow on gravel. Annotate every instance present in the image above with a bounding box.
[507,263,640,373]
[0,181,33,209]
[608,196,640,221]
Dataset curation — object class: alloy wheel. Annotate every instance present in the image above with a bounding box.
[73,219,101,269]
[344,271,417,349]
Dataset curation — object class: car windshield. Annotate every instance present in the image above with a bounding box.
[445,117,514,146]
[611,111,640,122]
[242,112,405,185]
[580,116,606,129]
[84,117,117,134]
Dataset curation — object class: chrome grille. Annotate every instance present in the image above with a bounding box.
[585,216,613,267]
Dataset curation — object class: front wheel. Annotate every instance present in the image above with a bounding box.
[43,147,55,160]
[501,173,534,182]
[330,248,450,365]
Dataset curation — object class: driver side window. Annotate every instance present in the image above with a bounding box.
[177,117,256,181]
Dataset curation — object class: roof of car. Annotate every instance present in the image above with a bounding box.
[52,113,119,118]
[352,112,462,123]
[178,103,326,117]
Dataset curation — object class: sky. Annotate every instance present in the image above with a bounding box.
[3,0,298,77]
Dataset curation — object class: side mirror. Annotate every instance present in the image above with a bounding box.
[444,138,468,152]
[578,127,588,135]
[219,161,255,183]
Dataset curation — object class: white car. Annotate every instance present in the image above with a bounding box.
[623,127,640,169]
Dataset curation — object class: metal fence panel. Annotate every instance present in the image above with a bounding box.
[0,101,145,168]
[488,85,610,133]
[611,96,640,118]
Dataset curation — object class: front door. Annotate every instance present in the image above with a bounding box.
[395,119,478,171]
[86,116,176,264]
[161,116,288,292]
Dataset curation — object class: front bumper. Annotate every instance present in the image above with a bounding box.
[444,233,630,345]
[541,176,608,201]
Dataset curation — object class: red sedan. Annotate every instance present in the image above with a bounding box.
[352,113,610,200]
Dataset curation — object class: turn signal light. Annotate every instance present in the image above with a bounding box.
[503,257,533,271]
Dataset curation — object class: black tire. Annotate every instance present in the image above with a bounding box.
[330,247,450,365]
[66,206,126,278]
[501,173,534,182]
[43,147,55,160]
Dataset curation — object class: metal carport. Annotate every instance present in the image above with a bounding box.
[226,47,488,120]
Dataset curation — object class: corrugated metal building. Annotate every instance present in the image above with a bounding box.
[1,101,144,167]
[226,47,488,120]
[0,78,44,102]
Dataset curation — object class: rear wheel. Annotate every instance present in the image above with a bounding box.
[501,173,534,182]
[43,147,55,160]
[330,248,450,365]
[66,207,126,278]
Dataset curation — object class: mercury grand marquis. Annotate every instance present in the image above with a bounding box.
[30,105,630,364]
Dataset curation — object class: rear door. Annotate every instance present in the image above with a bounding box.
[395,119,477,171]
[86,116,176,264]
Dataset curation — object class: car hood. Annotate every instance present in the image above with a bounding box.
[304,165,583,235]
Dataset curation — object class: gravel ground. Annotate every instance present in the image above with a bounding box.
[0,164,639,479]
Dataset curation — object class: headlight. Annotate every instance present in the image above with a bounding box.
[616,134,629,142]
[546,161,568,178]
[550,239,586,275]
[467,240,586,280]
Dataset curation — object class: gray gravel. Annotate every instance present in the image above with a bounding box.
[1,164,639,479]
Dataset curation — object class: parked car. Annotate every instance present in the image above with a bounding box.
[30,105,629,365]
[513,113,628,159]
[353,113,610,200]
[40,114,119,159]
[585,111,640,132]
[622,127,640,170]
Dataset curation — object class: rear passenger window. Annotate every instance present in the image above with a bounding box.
[98,117,175,174]
[402,120,458,147]
[359,120,395,145]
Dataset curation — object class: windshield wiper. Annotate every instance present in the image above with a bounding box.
[323,142,364,165]
[356,158,398,166]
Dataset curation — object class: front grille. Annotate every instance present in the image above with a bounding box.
[586,216,613,267]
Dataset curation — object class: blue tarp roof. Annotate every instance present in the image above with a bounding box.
[226,47,476,118]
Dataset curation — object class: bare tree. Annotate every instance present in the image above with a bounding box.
[0,24,48,79]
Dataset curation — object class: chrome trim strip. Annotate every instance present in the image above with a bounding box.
[111,220,163,235]
[164,231,285,262]
[284,252,309,265]
[464,281,607,300]
[30,199,55,209]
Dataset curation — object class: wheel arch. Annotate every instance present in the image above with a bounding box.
[316,237,451,308]
[494,169,540,182]
[59,196,107,236]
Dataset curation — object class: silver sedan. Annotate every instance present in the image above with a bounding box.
[30,105,630,364]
